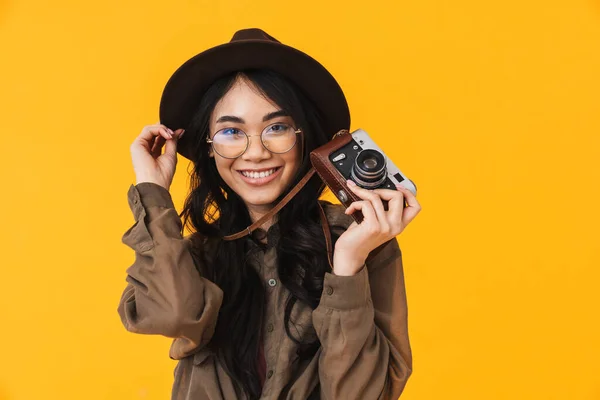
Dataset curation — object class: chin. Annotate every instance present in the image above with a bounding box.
[234,179,286,206]
[241,193,280,206]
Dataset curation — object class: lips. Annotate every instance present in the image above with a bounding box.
[237,166,282,186]
[239,168,279,179]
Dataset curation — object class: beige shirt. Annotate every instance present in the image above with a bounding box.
[118,182,413,399]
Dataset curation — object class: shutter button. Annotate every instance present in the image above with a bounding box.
[268,278,277,287]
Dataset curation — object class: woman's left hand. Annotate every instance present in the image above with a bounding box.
[332,179,421,276]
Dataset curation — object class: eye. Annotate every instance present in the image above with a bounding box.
[215,128,246,141]
[222,128,242,136]
[266,123,291,133]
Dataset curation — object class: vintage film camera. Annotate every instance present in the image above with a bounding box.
[310,129,418,223]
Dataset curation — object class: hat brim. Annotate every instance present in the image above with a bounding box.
[159,39,351,161]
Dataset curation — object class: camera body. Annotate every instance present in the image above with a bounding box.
[329,129,417,195]
[310,129,417,223]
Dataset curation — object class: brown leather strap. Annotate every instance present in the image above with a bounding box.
[223,167,316,240]
[316,200,334,269]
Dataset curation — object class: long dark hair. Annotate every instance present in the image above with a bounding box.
[178,69,342,399]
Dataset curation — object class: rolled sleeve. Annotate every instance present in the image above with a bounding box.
[133,182,175,209]
[118,182,223,360]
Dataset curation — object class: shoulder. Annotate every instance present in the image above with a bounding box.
[318,200,354,230]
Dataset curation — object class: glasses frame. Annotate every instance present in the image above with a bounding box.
[206,123,303,159]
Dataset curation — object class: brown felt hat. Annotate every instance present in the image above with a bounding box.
[159,28,351,161]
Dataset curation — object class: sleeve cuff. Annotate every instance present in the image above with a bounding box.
[318,265,371,310]
[134,182,175,209]
[127,182,175,218]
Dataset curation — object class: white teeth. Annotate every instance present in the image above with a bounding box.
[241,168,277,179]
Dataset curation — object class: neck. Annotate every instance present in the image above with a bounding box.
[246,203,276,232]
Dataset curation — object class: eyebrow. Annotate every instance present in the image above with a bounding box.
[215,110,290,124]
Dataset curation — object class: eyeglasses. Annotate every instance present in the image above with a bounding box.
[206,122,302,159]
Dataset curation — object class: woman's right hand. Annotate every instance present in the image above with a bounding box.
[130,123,185,191]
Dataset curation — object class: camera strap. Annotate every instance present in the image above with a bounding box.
[222,166,333,267]
[222,166,318,241]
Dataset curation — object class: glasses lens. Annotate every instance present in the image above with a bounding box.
[212,128,248,158]
[262,123,297,153]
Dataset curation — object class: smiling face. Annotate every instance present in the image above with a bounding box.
[208,76,302,213]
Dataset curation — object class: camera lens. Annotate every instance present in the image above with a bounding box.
[350,149,388,189]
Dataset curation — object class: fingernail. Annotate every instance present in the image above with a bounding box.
[168,128,174,135]
[179,129,185,138]
[346,179,356,186]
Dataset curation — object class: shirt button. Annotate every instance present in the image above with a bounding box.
[325,286,334,295]
[268,278,277,287]
[267,370,273,379]
[133,198,139,204]
[267,323,274,333]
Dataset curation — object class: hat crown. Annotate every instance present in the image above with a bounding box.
[160,28,350,161]
[230,28,281,44]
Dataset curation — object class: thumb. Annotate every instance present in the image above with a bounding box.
[163,134,178,160]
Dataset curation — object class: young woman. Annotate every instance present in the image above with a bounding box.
[118,28,421,400]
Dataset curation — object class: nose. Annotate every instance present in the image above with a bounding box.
[241,134,271,162]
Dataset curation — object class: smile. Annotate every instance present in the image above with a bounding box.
[237,167,282,185]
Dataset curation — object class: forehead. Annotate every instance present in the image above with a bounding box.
[212,77,279,119]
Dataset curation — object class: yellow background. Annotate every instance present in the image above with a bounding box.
[1,0,599,399]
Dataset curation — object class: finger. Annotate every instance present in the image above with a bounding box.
[133,126,174,160]
[372,187,405,227]
[151,135,166,158]
[395,185,419,208]
[346,180,389,231]
[150,124,174,139]
[344,180,371,199]
[344,200,379,233]
[395,185,421,226]
[138,124,174,145]
[163,131,179,159]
